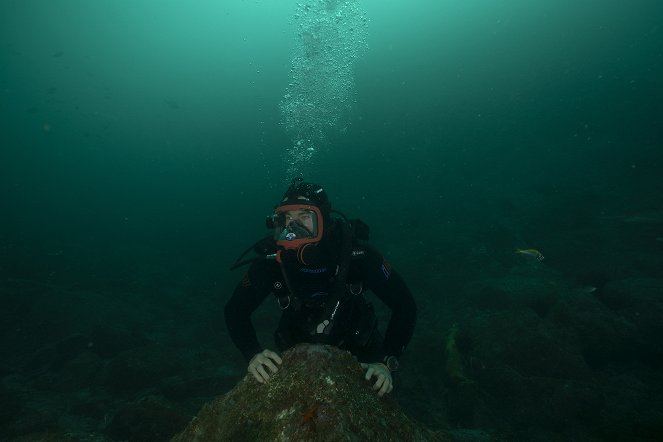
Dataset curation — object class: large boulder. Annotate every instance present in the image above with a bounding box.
[172,344,448,441]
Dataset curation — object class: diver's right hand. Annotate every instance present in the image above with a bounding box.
[248,349,282,383]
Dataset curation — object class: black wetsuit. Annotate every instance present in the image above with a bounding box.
[225,226,417,364]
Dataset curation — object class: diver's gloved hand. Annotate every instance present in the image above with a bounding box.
[248,349,282,383]
[360,362,393,397]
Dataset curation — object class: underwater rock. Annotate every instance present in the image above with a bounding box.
[172,343,448,441]
[103,344,183,395]
[107,396,191,442]
[599,278,663,369]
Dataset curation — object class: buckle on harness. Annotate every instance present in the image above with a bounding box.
[277,295,291,310]
[348,282,363,295]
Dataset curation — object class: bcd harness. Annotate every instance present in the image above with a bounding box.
[230,214,371,342]
[277,217,355,341]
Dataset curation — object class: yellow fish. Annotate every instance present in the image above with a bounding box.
[515,248,544,261]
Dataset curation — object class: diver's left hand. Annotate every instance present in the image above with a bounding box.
[360,362,393,397]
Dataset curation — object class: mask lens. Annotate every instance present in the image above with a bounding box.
[278,221,313,241]
[273,207,319,243]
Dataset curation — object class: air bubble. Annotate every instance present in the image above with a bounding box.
[279,0,368,176]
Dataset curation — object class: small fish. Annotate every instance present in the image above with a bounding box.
[579,286,597,294]
[515,248,544,261]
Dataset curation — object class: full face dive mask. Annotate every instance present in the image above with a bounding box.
[267,204,324,265]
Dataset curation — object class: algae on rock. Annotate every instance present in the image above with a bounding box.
[172,343,448,441]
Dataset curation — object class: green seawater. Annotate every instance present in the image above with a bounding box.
[1,1,662,440]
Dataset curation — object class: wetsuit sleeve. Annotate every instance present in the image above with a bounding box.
[224,261,273,362]
[360,245,417,360]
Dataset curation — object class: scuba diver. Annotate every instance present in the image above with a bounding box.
[225,178,417,396]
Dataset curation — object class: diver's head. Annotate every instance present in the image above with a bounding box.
[267,178,332,265]
[279,177,331,220]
